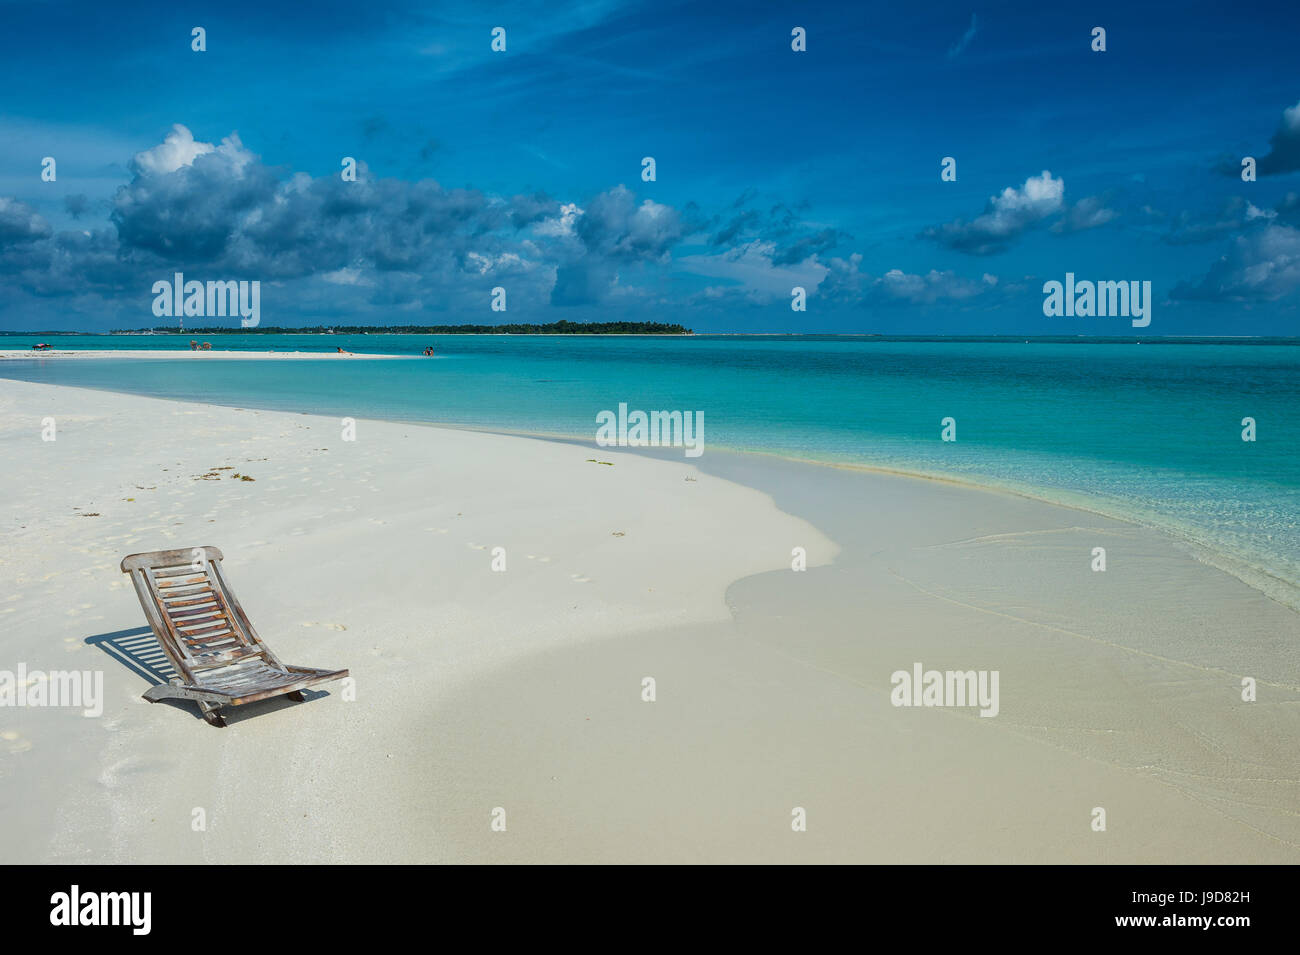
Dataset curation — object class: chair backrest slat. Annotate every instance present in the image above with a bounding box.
[121,547,270,685]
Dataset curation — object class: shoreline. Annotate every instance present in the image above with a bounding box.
[2,377,1297,862]
[1,366,1295,612]
[416,429,1300,861]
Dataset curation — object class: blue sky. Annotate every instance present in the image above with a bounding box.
[1,0,1299,333]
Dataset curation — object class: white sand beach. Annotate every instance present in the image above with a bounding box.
[1,376,1297,863]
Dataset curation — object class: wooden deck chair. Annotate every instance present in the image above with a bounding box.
[120,546,348,727]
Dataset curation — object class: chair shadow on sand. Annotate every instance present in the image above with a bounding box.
[84,626,326,725]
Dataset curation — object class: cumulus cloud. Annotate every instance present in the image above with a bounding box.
[0,125,887,321]
[0,197,52,246]
[699,191,848,265]
[129,123,254,176]
[1163,196,1254,244]
[508,192,562,229]
[877,267,995,304]
[685,249,1003,310]
[921,171,1066,255]
[1222,98,1300,177]
[573,185,681,261]
[551,185,683,305]
[1051,195,1119,234]
[551,261,616,306]
[1172,224,1300,302]
[0,224,121,297]
[770,227,845,265]
[676,241,829,300]
[819,253,1000,306]
[3,125,689,312]
[111,132,280,262]
[1161,194,1300,245]
[321,267,373,286]
[532,201,582,236]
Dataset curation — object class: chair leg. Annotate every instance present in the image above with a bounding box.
[287,690,306,702]
[143,684,174,703]
[200,703,227,727]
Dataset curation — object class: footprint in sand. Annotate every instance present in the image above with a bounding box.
[2,731,32,754]
[466,542,487,550]
[424,527,450,534]
[569,573,592,583]
[300,621,348,631]
[100,755,177,783]
[525,555,554,563]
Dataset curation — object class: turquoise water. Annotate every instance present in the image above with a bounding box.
[4,334,1298,605]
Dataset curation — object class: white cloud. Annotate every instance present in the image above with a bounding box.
[676,240,829,297]
[992,170,1064,216]
[923,171,1066,254]
[534,202,583,237]
[1051,195,1119,233]
[817,253,1001,306]
[131,124,254,177]
[878,267,992,304]
[465,251,533,274]
[1173,224,1300,302]
[1283,99,1300,133]
[322,267,373,286]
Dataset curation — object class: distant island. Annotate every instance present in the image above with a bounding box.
[111,321,693,336]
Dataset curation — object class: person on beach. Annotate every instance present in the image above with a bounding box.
[423,346,435,356]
